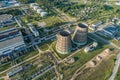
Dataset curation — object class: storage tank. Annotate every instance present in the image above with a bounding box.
[56,30,72,54]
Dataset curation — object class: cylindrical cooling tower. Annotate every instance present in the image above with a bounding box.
[56,30,72,54]
[73,23,88,45]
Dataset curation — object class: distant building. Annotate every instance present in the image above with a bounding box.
[90,21,103,30]
[84,42,98,53]
[0,14,15,28]
[73,23,88,45]
[30,3,37,8]
[56,30,72,54]
[30,3,48,17]
[33,5,39,11]
[102,24,120,38]
[66,57,75,64]
[0,2,4,7]
[28,24,39,37]
[7,66,23,77]
[0,28,26,56]
[40,12,47,17]
[37,8,44,14]
[115,1,120,6]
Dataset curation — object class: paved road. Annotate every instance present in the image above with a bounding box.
[109,51,120,80]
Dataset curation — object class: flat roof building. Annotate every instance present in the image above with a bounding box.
[0,28,26,56]
[28,24,39,37]
[0,14,15,28]
[102,24,120,38]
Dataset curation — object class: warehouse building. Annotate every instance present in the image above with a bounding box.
[0,14,15,28]
[0,28,26,57]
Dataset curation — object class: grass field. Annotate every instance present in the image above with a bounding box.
[39,44,49,51]
[59,44,114,80]
[75,55,115,80]
[115,65,120,80]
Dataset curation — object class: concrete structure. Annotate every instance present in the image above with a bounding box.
[73,23,88,45]
[33,5,39,11]
[7,66,23,77]
[84,42,98,53]
[66,57,75,64]
[37,8,44,14]
[0,14,15,28]
[56,30,72,54]
[0,0,20,10]
[90,21,103,30]
[0,28,26,56]
[102,24,120,38]
[30,3,37,8]
[40,12,47,17]
[28,24,39,37]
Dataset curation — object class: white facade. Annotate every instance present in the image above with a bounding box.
[40,12,47,17]
[37,8,44,14]
[28,24,39,37]
[0,28,26,56]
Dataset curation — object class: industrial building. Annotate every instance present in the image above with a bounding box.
[90,21,103,30]
[0,14,15,28]
[84,42,98,53]
[73,23,88,45]
[7,66,23,77]
[56,30,72,54]
[100,24,120,38]
[28,24,39,37]
[0,28,26,57]
[30,3,48,17]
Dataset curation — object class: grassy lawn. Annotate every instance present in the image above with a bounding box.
[21,15,64,28]
[115,65,120,80]
[75,55,115,80]
[39,44,49,51]
[16,48,38,63]
[0,63,11,72]
[39,16,64,28]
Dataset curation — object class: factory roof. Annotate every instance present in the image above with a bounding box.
[0,35,24,50]
[0,28,25,55]
[103,24,119,34]
[0,14,13,23]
